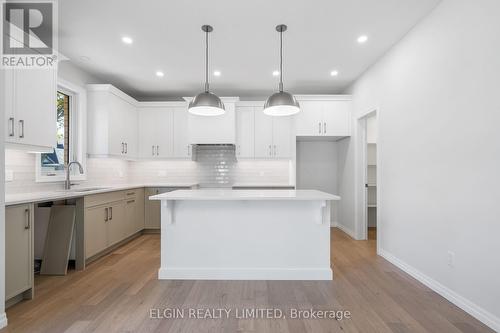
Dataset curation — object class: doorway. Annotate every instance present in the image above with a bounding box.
[365,114,377,240]
[355,109,379,246]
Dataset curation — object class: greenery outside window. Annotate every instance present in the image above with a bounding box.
[36,80,87,182]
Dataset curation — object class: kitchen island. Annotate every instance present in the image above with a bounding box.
[149,189,340,280]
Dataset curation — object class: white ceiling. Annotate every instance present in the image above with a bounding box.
[59,0,440,101]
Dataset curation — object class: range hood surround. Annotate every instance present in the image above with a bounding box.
[184,97,239,145]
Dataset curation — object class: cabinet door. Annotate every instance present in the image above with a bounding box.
[138,108,158,158]
[155,108,174,158]
[84,205,108,258]
[15,68,57,148]
[235,106,255,158]
[6,204,33,300]
[254,107,274,159]
[295,100,323,136]
[124,198,137,238]
[122,100,138,158]
[322,101,351,136]
[145,188,161,229]
[173,108,191,158]
[272,116,294,158]
[106,201,126,246]
[134,188,145,232]
[107,96,126,156]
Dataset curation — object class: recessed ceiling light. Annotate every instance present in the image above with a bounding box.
[330,70,339,77]
[213,70,221,77]
[121,36,133,44]
[357,35,368,44]
[272,70,280,76]
[156,71,164,77]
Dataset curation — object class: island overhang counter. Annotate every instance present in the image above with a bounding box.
[149,189,340,280]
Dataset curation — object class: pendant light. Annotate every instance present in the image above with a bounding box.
[263,24,300,116]
[188,25,225,116]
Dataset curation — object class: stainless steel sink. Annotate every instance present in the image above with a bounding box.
[59,187,110,193]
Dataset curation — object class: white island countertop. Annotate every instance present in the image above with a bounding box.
[150,189,340,201]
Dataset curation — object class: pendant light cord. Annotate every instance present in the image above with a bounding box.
[205,29,210,93]
[279,28,283,92]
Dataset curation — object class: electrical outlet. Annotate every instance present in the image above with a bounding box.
[447,251,455,268]
[5,169,14,182]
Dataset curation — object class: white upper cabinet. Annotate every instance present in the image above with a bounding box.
[235,106,255,158]
[87,84,138,159]
[138,105,175,158]
[254,105,295,159]
[295,96,352,138]
[187,98,238,144]
[4,68,57,152]
[173,107,192,158]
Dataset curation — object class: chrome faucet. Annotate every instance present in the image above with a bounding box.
[65,161,84,190]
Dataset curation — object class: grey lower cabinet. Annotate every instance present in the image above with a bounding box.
[5,204,34,303]
[144,187,177,229]
[84,188,144,260]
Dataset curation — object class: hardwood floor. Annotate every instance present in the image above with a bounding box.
[2,229,493,333]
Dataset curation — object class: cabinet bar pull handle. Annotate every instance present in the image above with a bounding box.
[125,143,128,154]
[126,192,135,196]
[24,208,30,229]
[156,145,159,156]
[269,145,272,156]
[19,120,24,138]
[324,122,326,134]
[152,145,155,156]
[274,145,277,156]
[105,207,109,221]
[8,117,14,137]
[121,143,124,154]
[109,207,113,220]
[319,122,321,134]
[127,200,135,204]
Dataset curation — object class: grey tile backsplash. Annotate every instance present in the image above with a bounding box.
[194,144,237,187]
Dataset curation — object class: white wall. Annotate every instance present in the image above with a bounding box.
[342,0,500,330]
[0,66,7,328]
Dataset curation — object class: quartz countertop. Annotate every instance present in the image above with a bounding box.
[231,183,295,188]
[5,183,199,206]
[149,189,340,201]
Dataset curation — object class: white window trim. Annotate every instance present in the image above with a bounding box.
[36,78,87,182]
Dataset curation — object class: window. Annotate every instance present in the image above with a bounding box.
[36,80,86,182]
[40,91,71,176]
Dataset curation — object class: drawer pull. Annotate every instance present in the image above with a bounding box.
[127,200,135,204]
[126,192,135,196]
[109,207,113,220]
[104,207,109,221]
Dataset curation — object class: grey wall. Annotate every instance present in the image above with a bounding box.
[296,141,339,223]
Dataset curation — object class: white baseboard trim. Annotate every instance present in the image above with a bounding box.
[0,312,7,329]
[158,267,333,280]
[379,249,500,332]
[331,222,356,239]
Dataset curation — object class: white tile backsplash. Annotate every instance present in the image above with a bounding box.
[5,148,292,194]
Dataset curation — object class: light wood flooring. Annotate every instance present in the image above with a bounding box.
[1,229,493,333]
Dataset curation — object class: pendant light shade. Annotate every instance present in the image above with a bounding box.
[189,25,225,116]
[263,24,300,116]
